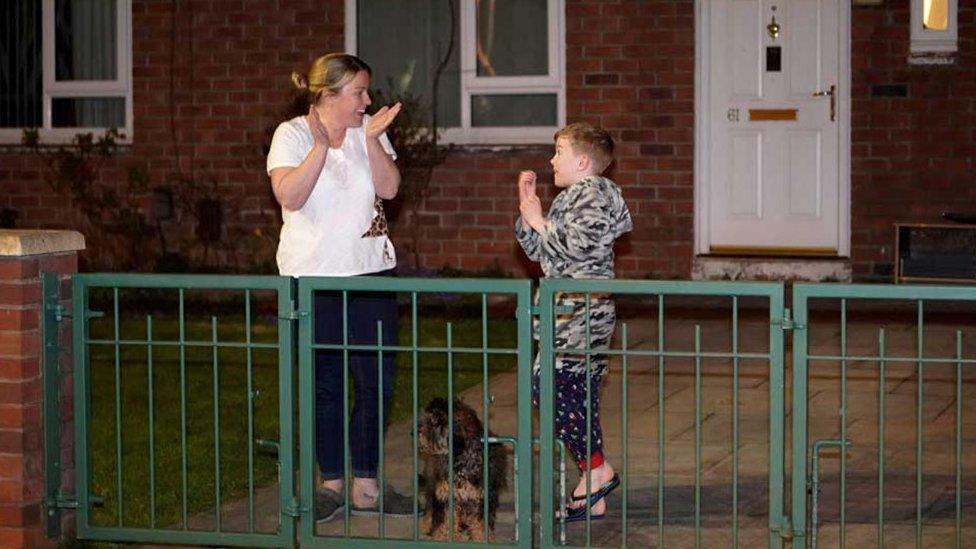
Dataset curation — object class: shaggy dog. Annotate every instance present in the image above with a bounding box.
[418,397,508,541]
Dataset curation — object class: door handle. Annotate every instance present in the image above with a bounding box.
[812,84,836,122]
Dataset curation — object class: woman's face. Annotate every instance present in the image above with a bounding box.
[319,70,372,129]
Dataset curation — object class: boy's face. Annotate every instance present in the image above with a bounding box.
[550,136,587,188]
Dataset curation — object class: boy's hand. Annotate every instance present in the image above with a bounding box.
[517,170,537,203]
[520,195,544,229]
[518,170,545,232]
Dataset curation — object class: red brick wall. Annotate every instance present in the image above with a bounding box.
[1,0,347,272]
[0,251,76,548]
[1,1,974,280]
[561,0,697,278]
[851,2,976,280]
[410,1,696,279]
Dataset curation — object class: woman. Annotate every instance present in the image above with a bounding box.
[266,53,410,521]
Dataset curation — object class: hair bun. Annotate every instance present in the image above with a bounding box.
[291,71,309,90]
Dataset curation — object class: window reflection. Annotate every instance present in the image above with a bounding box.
[476,0,548,77]
[471,94,556,127]
[55,0,118,81]
[357,0,461,127]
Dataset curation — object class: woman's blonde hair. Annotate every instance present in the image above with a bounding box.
[291,53,372,107]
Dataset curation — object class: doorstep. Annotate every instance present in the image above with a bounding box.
[692,255,852,282]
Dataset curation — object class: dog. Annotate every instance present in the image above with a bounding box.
[418,397,508,541]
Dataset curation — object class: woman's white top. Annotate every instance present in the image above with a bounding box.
[267,114,397,277]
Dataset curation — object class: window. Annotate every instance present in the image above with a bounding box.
[348,0,565,145]
[910,0,957,61]
[0,0,132,144]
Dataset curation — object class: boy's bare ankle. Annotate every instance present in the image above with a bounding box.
[583,463,614,482]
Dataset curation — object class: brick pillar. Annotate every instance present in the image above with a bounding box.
[0,230,83,548]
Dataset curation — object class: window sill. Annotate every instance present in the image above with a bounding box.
[0,128,132,148]
[908,51,956,65]
[439,126,559,146]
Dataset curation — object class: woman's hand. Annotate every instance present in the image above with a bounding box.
[307,106,330,148]
[365,102,403,140]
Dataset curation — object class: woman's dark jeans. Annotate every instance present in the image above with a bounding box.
[314,273,398,480]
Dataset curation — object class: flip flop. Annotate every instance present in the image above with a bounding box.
[569,473,620,507]
[563,507,605,524]
[562,506,605,523]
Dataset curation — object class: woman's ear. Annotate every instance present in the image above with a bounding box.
[316,91,334,107]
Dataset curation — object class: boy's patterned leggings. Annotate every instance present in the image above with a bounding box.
[532,293,616,471]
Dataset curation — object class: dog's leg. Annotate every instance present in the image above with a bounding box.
[425,498,448,539]
[431,524,450,541]
[454,482,487,542]
[467,517,486,542]
[452,504,472,542]
[428,516,450,541]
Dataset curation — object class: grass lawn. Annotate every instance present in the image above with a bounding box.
[84,306,518,530]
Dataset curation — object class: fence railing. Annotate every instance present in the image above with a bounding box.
[294,276,535,548]
[792,283,976,549]
[536,279,786,549]
[41,274,976,548]
[63,273,296,547]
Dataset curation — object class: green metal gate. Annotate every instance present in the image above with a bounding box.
[47,273,297,547]
[45,273,976,547]
[295,276,535,548]
[791,283,976,549]
[536,279,788,549]
[46,273,537,548]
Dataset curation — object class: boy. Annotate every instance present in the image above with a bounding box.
[515,122,632,522]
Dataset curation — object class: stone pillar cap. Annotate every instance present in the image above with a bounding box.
[0,230,86,257]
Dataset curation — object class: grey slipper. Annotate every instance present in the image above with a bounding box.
[351,487,419,517]
[314,488,346,523]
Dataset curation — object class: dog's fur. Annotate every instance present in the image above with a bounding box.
[418,397,508,541]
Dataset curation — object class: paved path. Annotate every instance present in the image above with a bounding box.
[148,302,976,547]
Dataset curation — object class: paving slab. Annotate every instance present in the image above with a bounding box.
[137,303,976,547]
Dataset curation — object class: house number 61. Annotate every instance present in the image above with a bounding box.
[727,108,740,122]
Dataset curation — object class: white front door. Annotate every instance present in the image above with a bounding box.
[697,0,849,256]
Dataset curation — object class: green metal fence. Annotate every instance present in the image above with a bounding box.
[791,283,976,549]
[55,273,297,547]
[42,274,976,548]
[295,276,535,548]
[536,279,787,549]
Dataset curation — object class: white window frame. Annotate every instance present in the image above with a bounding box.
[346,0,565,145]
[910,0,957,58]
[0,0,133,145]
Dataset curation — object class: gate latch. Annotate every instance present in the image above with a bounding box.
[282,497,307,517]
[775,308,805,331]
[280,300,309,321]
[810,439,852,549]
[46,304,105,322]
[44,491,78,511]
